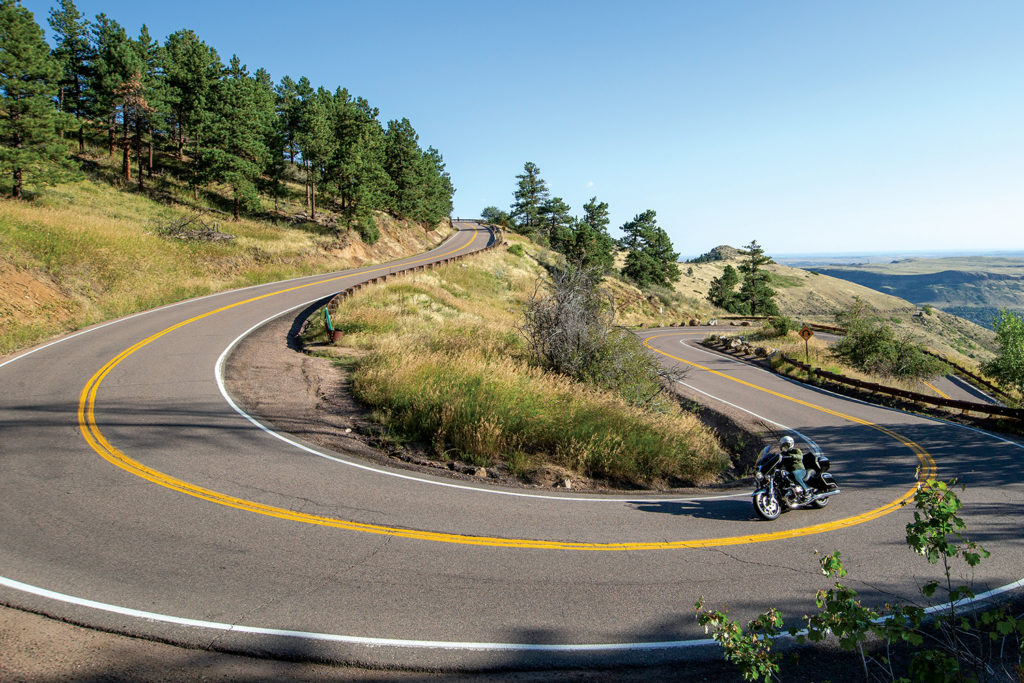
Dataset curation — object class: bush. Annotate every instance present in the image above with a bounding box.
[767,316,795,338]
[519,266,667,407]
[507,243,524,257]
[832,299,944,380]
[355,216,380,244]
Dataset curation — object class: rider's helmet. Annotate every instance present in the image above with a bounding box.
[780,436,795,450]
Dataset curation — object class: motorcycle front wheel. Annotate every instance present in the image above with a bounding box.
[753,490,782,520]
[810,495,829,509]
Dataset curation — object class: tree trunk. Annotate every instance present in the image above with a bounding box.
[305,162,311,214]
[137,147,144,190]
[12,168,22,200]
[123,144,131,182]
[107,115,115,156]
[57,87,65,139]
[177,122,184,160]
[74,79,84,152]
[147,123,154,177]
[311,175,317,220]
[233,196,239,221]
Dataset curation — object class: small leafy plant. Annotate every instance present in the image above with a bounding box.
[697,479,1024,682]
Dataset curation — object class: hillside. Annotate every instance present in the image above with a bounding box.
[0,166,453,355]
[806,257,1024,330]
[677,249,999,367]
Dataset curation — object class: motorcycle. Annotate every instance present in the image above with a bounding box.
[752,445,840,520]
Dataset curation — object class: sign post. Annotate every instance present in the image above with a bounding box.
[798,325,814,378]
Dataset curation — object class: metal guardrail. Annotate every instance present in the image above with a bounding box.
[308,224,504,340]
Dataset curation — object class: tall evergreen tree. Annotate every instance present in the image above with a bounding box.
[383,117,426,218]
[274,74,301,164]
[202,56,270,219]
[163,29,221,197]
[540,195,572,247]
[418,145,454,226]
[561,197,615,273]
[88,13,137,158]
[737,240,778,316]
[707,264,741,311]
[1,0,77,199]
[295,84,336,220]
[619,210,681,288]
[509,161,548,236]
[47,0,91,151]
[326,89,392,225]
[255,68,287,212]
[131,24,164,179]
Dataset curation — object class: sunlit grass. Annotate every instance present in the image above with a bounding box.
[324,243,730,488]
[0,172,450,354]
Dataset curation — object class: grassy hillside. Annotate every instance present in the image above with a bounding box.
[0,149,452,356]
[680,250,999,368]
[807,257,1024,331]
[306,236,730,488]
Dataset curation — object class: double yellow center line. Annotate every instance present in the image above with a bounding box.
[76,249,934,551]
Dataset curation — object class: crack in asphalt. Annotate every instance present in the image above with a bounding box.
[702,545,809,576]
[228,479,389,519]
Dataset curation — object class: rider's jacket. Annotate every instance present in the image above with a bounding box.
[782,446,804,472]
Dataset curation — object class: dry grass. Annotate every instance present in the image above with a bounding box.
[0,171,451,355]
[318,240,730,487]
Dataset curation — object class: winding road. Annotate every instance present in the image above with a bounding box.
[1,223,1023,671]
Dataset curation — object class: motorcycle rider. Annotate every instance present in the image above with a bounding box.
[779,436,808,496]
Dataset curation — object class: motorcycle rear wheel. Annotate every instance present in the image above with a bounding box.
[753,491,782,520]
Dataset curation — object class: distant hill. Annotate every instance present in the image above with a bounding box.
[687,245,741,263]
[677,253,999,368]
[806,257,1024,330]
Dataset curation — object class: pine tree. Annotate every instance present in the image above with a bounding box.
[163,29,221,197]
[88,13,138,159]
[540,195,572,247]
[707,264,741,311]
[274,74,301,164]
[619,210,681,288]
[326,89,392,227]
[558,196,615,272]
[295,85,336,220]
[131,24,164,180]
[203,56,270,220]
[418,145,454,226]
[509,161,548,236]
[737,240,778,316]
[1,0,77,199]
[255,68,287,212]
[47,0,91,151]
[383,117,426,219]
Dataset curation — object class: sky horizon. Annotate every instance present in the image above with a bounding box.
[23,0,1024,257]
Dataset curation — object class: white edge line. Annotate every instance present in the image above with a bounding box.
[0,575,715,652]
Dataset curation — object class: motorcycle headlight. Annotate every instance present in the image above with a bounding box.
[754,471,764,482]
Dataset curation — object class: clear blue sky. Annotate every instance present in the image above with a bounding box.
[24,0,1024,257]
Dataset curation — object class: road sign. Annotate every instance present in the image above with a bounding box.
[799,326,814,341]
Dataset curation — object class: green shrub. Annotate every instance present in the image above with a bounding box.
[767,316,795,338]
[507,243,524,257]
[833,299,944,380]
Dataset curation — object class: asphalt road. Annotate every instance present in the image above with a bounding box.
[1,228,1022,672]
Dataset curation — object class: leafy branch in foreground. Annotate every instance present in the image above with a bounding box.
[697,479,1024,682]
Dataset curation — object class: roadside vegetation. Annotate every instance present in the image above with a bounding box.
[698,479,1024,682]
[305,239,729,488]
